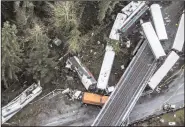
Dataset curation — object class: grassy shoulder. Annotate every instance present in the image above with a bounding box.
[135,108,184,126]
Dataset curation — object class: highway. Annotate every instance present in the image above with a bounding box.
[129,71,184,124]
[92,41,157,126]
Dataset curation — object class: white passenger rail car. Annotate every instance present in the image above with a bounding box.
[172,12,184,53]
[119,1,149,34]
[66,56,97,91]
[109,13,127,40]
[109,1,148,40]
[150,4,168,41]
[148,51,179,90]
[96,45,115,91]
[121,1,142,16]
[141,22,166,61]
[2,82,42,124]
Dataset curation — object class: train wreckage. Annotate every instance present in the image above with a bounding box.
[1,1,184,126]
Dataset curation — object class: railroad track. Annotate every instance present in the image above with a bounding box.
[92,40,157,126]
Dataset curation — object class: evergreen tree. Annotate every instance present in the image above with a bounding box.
[97,1,121,24]
[2,21,23,88]
[14,1,34,30]
[97,1,112,24]
[52,1,78,34]
[51,1,85,53]
[25,24,58,81]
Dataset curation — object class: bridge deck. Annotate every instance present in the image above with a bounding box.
[92,41,157,126]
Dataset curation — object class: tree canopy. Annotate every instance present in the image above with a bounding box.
[2,21,23,88]
[24,24,57,80]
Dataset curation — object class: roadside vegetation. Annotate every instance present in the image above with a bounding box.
[133,108,184,126]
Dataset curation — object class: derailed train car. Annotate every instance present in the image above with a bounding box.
[150,4,168,41]
[141,22,166,61]
[172,12,184,53]
[2,82,42,124]
[109,13,127,40]
[119,1,149,34]
[66,56,97,91]
[96,45,115,91]
[148,11,183,90]
[148,51,179,90]
[109,1,149,40]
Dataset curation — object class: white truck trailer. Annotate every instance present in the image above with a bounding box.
[150,4,168,40]
[148,51,179,90]
[141,22,166,60]
[172,12,184,53]
[96,45,115,90]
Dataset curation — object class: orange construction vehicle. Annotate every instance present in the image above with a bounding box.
[82,92,109,106]
[73,91,109,106]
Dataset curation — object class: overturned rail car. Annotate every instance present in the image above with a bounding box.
[109,13,127,40]
[172,12,184,53]
[66,56,97,91]
[2,82,42,124]
[148,51,179,90]
[109,1,148,40]
[150,4,168,40]
[142,22,166,61]
[96,45,115,91]
[120,1,149,34]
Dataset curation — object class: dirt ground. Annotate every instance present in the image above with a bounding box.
[1,1,184,126]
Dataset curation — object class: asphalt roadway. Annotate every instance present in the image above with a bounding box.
[42,71,184,126]
[129,71,184,124]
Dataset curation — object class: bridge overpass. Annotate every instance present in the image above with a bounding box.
[92,40,157,126]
